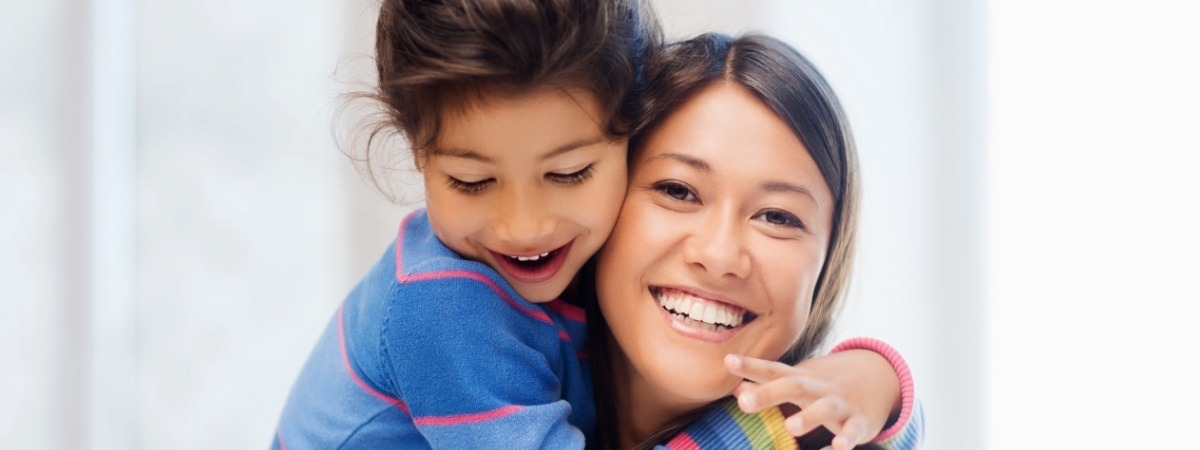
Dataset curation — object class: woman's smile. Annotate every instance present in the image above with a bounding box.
[650,286,756,342]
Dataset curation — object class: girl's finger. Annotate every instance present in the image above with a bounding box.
[734,374,823,413]
[830,415,871,450]
[724,354,796,384]
[783,396,850,437]
[731,380,757,397]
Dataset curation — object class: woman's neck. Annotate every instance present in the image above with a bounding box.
[607,336,705,449]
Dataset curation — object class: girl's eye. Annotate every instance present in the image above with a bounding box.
[754,209,805,229]
[547,164,595,185]
[651,181,698,202]
[447,177,493,194]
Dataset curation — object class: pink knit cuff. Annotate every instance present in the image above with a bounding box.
[830,337,915,443]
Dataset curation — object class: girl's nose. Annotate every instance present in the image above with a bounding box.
[493,185,556,246]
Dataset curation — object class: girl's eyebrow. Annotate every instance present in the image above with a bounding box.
[430,147,490,162]
[430,135,606,163]
[541,135,606,161]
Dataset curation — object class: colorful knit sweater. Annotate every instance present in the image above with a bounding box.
[659,338,924,450]
[272,210,593,449]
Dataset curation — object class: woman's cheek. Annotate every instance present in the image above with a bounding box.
[626,196,677,241]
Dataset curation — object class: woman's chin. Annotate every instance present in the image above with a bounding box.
[643,353,740,405]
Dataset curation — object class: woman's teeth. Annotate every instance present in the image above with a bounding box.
[655,289,745,329]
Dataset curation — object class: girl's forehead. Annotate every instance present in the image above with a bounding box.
[439,83,604,124]
[430,87,616,164]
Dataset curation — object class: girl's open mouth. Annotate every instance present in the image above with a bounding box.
[490,241,573,285]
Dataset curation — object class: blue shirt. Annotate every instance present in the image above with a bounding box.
[273,210,593,449]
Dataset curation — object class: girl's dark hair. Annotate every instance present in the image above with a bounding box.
[588,32,861,449]
[360,0,660,176]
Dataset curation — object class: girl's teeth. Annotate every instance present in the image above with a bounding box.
[511,252,552,262]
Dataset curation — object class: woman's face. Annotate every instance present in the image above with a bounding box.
[597,82,835,406]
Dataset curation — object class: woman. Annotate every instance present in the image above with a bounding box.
[588,34,922,449]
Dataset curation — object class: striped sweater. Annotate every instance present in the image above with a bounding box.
[659,398,924,450]
[272,210,593,449]
[660,338,924,450]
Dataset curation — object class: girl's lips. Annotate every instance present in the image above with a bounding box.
[489,241,573,285]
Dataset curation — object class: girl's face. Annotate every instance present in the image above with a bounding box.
[597,82,835,407]
[423,87,627,302]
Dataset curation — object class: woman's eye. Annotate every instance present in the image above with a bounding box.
[755,209,805,229]
[651,181,698,202]
[447,177,493,194]
[547,164,595,185]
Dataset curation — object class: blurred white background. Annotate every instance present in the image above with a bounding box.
[3,0,1198,449]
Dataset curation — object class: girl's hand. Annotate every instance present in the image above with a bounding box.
[724,351,901,450]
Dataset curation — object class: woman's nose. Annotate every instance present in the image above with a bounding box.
[681,212,751,279]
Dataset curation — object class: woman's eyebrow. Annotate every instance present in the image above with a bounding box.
[645,152,710,172]
[761,180,816,202]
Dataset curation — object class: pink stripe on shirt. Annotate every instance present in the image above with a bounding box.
[412,405,524,426]
[401,270,553,325]
[392,211,554,325]
[665,433,701,450]
[338,304,409,413]
[546,299,587,324]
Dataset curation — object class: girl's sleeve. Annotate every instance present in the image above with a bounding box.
[830,338,925,450]
[378,277,586,448]
[657,338,926,450]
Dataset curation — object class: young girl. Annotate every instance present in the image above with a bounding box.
[590,33,924,449]
[273,1,656,447]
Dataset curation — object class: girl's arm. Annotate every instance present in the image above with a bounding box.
[378,278,589,448]
[723,338,923,450]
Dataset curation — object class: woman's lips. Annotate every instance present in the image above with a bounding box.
[650,286,754,343]
[489,240,573,285]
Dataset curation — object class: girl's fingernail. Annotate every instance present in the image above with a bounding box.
[786,416,803,434]
[725,354,740,366]
[740,392,755,409]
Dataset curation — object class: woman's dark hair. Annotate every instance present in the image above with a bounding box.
[356,0,660,179]
[587,32,861,449]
